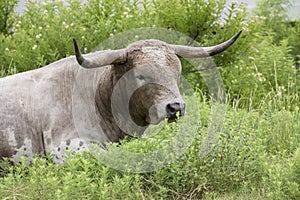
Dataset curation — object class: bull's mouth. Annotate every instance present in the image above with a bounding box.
[146,103,185,125]
[166,110,183,123]
[167,116,178,123]
[165,103,185,123]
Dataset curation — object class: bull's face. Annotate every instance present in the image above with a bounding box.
[124,41,186,126]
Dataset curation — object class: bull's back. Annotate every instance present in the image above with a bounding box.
[0,57,110,161]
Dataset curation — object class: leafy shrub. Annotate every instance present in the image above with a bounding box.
[1,0,299,110]
[0,0,18,35]
[263,149,300,200]
[1,102,299,199]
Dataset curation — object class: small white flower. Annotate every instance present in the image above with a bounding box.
[248,56,255,61]
[260,16,266,20]
[82,27,86,31]
[277,91,282,97]
[5,48,9,51]
[141,21,144,25]
[70,23,74,26]
[252,47,259,53]
[82,36,85,39]
[65,25,69,29]
[123,11,128,15]
[32,25,36,28]
[232,0,238,6]
[242,26,249,32]
[32,45,37,50]
[109,33,114,37]
[242,21,248,27]
[39,26,42,30]
[36,34,40,39]
[237,8,244,13]
[280,86,286,92]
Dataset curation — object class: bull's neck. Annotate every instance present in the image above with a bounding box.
[96,67,114,114]
[96,64,130,115]
[95,66,126,142]
[95,65,147,140]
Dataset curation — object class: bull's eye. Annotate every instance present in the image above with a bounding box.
[136,74,146,81]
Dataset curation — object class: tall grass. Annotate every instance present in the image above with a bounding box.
[0,92,299,199]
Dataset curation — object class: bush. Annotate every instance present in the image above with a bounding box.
[1,0,299,109]
[263,149,300,200]
[0,0,18,35]
[1,102,299,199]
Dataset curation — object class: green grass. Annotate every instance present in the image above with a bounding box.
[0,96,299,199]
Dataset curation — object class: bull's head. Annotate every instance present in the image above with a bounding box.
[73,31,242,133]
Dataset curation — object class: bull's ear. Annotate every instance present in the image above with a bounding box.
[73,38,127,68]
[169,30,242,58]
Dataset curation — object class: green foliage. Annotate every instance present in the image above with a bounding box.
[0,156,144,200]
[223,35,298,109]
[262,154,300,200]
[1,102,299,199]
[254,0,300,66]
[1,0,298,109]
[254,0,294,41]
[0,0,18,35]
[0,0,240,72]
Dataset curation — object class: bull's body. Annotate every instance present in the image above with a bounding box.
[0,32,241,163]
[0,57,118,162]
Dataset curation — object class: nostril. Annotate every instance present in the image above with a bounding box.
[166,103,181,117]
[167,104,177,114]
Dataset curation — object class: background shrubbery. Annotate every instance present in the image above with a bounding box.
[0,0,299,199]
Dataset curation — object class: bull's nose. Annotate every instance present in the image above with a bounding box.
[166,103,186,119]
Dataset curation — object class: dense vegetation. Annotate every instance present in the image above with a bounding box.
[0,0,299,199]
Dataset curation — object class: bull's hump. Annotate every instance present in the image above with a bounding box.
[127,39,173,52]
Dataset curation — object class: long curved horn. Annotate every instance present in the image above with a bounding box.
[73,39,127,68]
[169,30,242,58]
